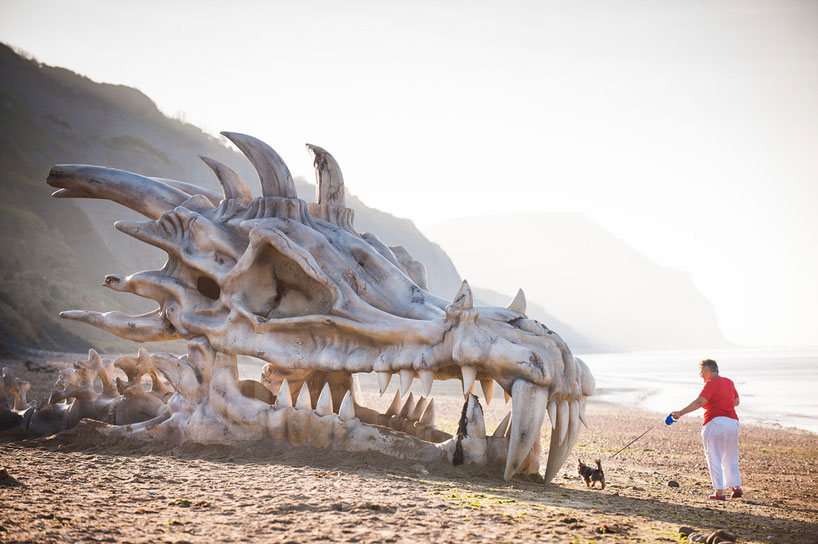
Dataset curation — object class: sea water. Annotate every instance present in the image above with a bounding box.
[238,347,818,435]
[580,348,818,434]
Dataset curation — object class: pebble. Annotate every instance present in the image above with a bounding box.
[668,480,680,487]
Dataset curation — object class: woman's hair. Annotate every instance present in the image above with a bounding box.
[699,359,719,373]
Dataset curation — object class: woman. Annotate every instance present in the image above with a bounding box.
[671,358,743,500]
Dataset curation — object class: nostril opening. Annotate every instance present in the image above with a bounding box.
[197,276,221,300]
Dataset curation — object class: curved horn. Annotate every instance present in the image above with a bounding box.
[47,165,190,219]
[151,177,223,207]
[221,132,296,198]
[198,155,253,203]
[306,143,345,207]
[60,309,179,342]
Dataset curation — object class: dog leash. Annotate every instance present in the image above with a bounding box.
[609,414,676,459]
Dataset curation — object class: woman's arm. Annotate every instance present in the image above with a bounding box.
[671,396,707,420]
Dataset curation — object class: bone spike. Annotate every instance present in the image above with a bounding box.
[378,371,392,396]
[276,379,293,408]
[507,288,526,315]
[385,389,402,416]
[410,397,428,421]
[399,393,416,419]
[315,383,333,416]
[493,412,512,437]
[504,391,511,404]
[480,379,495,405]
[59,310,178,343]
[399,369,414,397]
[461,366,477,396]
[295,382,312,410]
[451,280,474,310]
[419,398,436,427]
[419,370,434,397]
[558,400,570,445]
[547,400,557,429]
[47,165,189,219]
[578,396,588,428]
[221,132,296,198]
[306,144,346,207]
[151,177,222,206]
[504,379,548,481]
[198,155,253,203]
[339,391,356,421]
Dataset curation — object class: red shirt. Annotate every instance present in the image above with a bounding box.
[699,376,739,425]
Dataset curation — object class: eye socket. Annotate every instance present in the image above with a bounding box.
[197,276,221,300]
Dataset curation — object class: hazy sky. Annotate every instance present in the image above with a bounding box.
[2,0,817,347]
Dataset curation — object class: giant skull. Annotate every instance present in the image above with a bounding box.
[11,133,594,482]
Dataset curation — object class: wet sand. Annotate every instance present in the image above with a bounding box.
[1,353,817,543]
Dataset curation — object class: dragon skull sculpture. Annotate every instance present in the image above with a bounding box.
[2,133,594,482]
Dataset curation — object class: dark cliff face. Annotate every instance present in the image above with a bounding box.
[0,43,467,353]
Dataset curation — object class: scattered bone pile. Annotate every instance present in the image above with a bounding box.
[0,133,595,482]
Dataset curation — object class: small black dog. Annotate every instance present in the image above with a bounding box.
[577,458,606,489]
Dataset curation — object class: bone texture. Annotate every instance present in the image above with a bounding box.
[1,133,595,483]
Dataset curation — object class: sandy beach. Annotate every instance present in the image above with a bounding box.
[2,352,817,543]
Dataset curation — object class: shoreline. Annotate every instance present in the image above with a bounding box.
[1,352,817,543]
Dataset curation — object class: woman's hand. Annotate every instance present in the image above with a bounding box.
[671,411,682,420]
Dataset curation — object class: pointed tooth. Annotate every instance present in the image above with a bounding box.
[399,369,414,396]
[504,391,511,404]
[295,382,312,410]
[419,398,436,427]
[547,400,557,429]
[507,288,526,314]
[411,397,428,421]
[578,396,588,428]
[480,379,495,405]
[504,379,548,481]
[419,370,434,397]
[558,400,569,445]
[315,383,333,416]
[461,366,477,395]
[565,399,580,448]
[339,391,356,421]
[493,412,511,437]
[465,394,486,439]
[275,379,293,408]
[399,393,416,419]
[352,373,363,404]
[378,371,392,396]
[385,389,401,416]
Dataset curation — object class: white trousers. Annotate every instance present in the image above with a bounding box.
[701,416,741,491]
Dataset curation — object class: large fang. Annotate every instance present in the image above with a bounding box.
[339,391,356,421]
[275,379,293,408]
[399,369,414,396]
[385,390,401,416]
[558,400,569,445]
[419,370,434,397]
[480,379,494,405]
[296,382,312,410]
[378,372,392,396]
[461,366,477,395]
[504,379,548,481]
[578,396,588,428]
[315,383,333,416]
[547,400,557,429]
